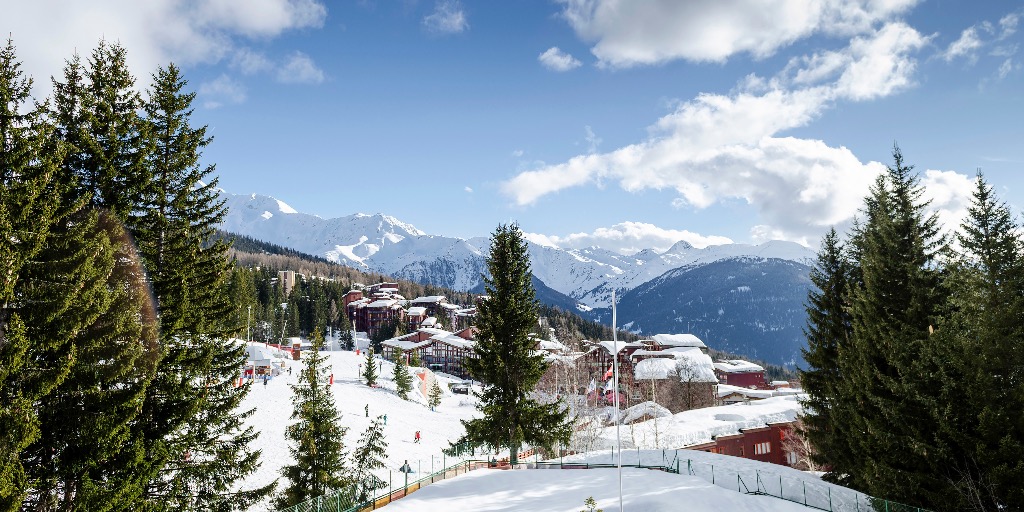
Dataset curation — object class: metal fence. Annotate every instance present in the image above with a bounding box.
[280,451,931,512]
[278,458,490,512]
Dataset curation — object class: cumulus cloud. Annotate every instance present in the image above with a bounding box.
[558,0,918,67]
[538,47,582,71]
[276,51,325,84]
[921,169,975,237]
[503,22,930,243]
[525,222,733,254]
[464,186,473,193]
[7,0,327,98]
[423,0,469,34]
[199,74,247,108]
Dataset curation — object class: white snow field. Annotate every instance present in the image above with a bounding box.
[240,346,864,512]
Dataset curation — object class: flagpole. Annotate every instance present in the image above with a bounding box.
[612,289,622,512]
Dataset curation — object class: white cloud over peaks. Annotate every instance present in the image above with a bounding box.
[503,22,928,243]
[526,222,733,254]
[276,52,325,84]
[558,0,918,67]
[7,0,326,99]
[538,47,583,71]
[423,0,469,34]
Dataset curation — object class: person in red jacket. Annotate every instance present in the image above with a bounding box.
[414,431,421,443]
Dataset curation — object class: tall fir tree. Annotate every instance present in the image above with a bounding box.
[798,228,856,483]
[840,146,947,506]
[80,40,151,223]
[276,329,349,508]
[393,349,413,400]
[0,37,69,510]
[928,174,1024,511]
[350,416,388,502]
[25,211,161,511]
[133,63,270,511]
[460,224,571,464]
[362,348,378,387]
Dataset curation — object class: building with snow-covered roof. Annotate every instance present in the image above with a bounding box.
[714,359,768,389]
[381,327,480,379]
[646,333,708,353]
[631,347,718,413]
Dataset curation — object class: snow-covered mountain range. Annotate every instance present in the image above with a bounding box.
[220,191,815,309]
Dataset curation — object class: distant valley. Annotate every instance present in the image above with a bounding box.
[220,191,817,366]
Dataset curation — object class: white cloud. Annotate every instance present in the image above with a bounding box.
[538,47,582,71]
[998,58,1016,78]
[511,149,524,157]
[199,74,247,109]
[7,0,327,98]
[526,221,733,254]
[921,169,974,237]
[941,11,1022,68]
[503,22,929,243]
[558,0,918,67]
[423,0,469,34]
[999,12,1020,39]
[583,125,602,153]
[276,51,325,84]
[464,186,473,193]
[231,47,273,74]
[943,26,984,62]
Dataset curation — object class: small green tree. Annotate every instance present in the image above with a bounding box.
[409,350,421,368]
[350,415,388,502]
[276,329,349,508]
[428,380,443,411]
[393,350,413,400]
[580,496,603,512]
[362,348,378,387]
[339,312,354,350]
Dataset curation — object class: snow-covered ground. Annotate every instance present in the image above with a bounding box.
[240,347,484,512]
[380,466,810,512]
[239,347,857,512]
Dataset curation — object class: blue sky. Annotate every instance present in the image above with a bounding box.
[6,0,1024,254]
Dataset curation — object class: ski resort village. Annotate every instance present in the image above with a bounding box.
[225,269,873,512]
[6,2,1024,512]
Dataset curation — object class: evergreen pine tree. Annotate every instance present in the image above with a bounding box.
[362,348,378,387]
[428,380,443,411]
[134,63,271,511]
[841,146,947,506]
[0,37,69,510]
[410,350,421,368]
[350,415,388,502]
[459,224,571,464]
[80,40,151,223]
[393,350,413,400]
[339,312,354,350]
[798,228,857,483]
[929,174,1024,510]
[26,211,161,511]
[276,329,349,508]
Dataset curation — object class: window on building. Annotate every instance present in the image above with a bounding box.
[754,442,771,455]
[786,451,799,465]
[738,446,744,457]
